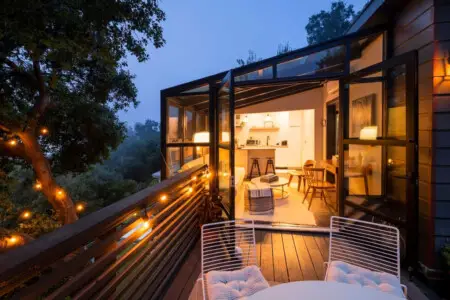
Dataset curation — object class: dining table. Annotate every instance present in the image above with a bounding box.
[248,281,404,299]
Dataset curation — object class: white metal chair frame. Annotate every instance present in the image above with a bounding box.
[325,216,407,296]
[201,219,257,300]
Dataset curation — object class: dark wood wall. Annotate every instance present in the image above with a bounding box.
[393,0,450,271]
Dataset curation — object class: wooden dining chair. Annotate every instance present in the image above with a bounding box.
[287,160,315,192]
[302,167,335,210]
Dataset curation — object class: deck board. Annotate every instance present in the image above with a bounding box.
[163,230,329,300]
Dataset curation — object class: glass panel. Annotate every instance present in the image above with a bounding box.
[183,147,194,164]
[343,144,407,224]
[167,104,182,143]
[218,87,231,146]
[185,109,194,142]
[234,66,273,82]
[195,111,208,134]
[181,84,209,93]
[195,146,209,161]
[218,147,231,211]
[349,33,383,73]
[277,45,345,78]
[348,82,383,139]
[167,147,181,176]
[387,65,407,140]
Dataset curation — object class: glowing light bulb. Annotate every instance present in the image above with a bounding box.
[192,176,197,181]
[40,127,49,135]
[142,221,150,230]
[76,203,85,212]
[8,139,17,146]
[160,194,168,202]
[34,181,42,190]
[9,236,18,245]
[196,146,201,151]
[56,188,65,199]
[21,210,31,219]
[187,187,193,194]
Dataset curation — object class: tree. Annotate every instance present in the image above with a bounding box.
[0,0,165,224]
[236,50,262,66]
[305,1,356,45]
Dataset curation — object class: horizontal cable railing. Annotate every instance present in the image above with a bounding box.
[0,164,209,300]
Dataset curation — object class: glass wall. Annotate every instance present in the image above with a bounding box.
[164,89,211,177]
[340,55,417,261]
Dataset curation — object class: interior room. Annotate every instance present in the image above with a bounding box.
[162,29,412,232]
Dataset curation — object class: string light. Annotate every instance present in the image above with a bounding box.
[55,188,65,199]
[142,220,150,230]
[160,194,168,202]
[187,187,193,194]
[40,127,49,135]
[76,203,85,212]
[8,236,18,246]
[192,176,197,182]
[21,210,32,220]
[34,181,42,190]
[8,139,17,146]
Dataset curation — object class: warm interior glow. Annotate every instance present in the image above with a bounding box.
[264,114,272,122]
[360,126,378,140]
[160,194,167,202]
[193,131,209,143]
[221,132,230,142]
[196,146,201,151]
[243,115,249,123]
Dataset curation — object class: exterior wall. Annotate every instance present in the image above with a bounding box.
[393,0,449,272]
[431,0,450,270]
[236,87,324,161]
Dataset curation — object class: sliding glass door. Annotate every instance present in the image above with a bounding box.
[216,71,235,219]
[339,51,418,266]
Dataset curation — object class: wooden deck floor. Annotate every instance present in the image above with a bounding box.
[162,230,329,300]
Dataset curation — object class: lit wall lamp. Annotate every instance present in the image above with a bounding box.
[243,115,249,124]
[193,131,209,164]
[360,126,378,140]
[444,51,450,80]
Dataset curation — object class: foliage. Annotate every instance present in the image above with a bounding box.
[0,119,161,239]
[0,0,165,222]
[305,1,356,45]
[236,50,262,66]
[277,42,293,55]
[443,244,450,269]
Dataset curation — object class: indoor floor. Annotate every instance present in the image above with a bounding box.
[235,172,335,228]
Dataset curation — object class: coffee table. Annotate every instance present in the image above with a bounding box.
[250,177,289,200]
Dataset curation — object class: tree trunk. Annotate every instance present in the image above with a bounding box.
[18,131,78,224]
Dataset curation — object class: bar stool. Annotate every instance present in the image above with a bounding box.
[265,157,275,175]
[249,158,261,179]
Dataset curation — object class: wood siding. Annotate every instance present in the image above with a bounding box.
[393,0,437,268]
[394,0,450,269]
[432,0,450,267]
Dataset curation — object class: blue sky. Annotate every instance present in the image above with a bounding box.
[119,0,368,125]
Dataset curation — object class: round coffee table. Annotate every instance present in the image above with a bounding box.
[250,177,289,200]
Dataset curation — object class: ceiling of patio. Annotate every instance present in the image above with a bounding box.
[170,80,324,111]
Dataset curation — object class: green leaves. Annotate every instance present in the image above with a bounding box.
[305,1,356,45]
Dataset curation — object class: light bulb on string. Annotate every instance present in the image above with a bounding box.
[40,127,49,135]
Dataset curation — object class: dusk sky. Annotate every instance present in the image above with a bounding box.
[119,0,368,125]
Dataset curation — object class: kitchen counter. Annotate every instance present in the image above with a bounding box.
[237,145,288,150]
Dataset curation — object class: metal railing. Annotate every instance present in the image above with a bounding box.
[0,164,209,299]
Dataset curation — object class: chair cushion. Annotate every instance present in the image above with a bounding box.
[325,261,404,298]
[206,265,269,300]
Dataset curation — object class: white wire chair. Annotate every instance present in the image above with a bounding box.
[201,219,257,300]
[326,216,406,296]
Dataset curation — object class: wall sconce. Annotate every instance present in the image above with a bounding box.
[360,126,377,140]
[243,115,249,124]
[444,51,450,80]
